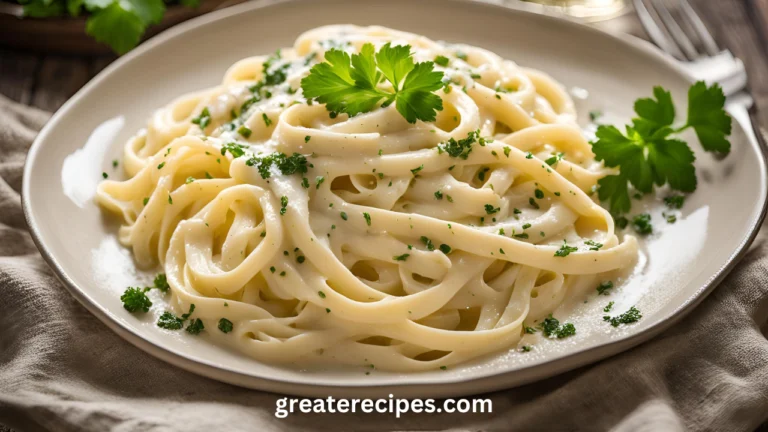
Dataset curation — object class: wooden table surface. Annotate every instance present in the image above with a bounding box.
[0,1,767,431]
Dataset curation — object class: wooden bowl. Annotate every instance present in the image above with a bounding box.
[0,0,245,55]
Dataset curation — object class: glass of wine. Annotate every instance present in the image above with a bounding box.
[514,0,628,21]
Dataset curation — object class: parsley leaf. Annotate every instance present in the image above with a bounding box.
[686,82,732,153]
[301,43,444,123]
[85,2,146,55]
[593,82,729,214]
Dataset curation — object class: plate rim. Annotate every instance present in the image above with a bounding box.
[21,0,768,397]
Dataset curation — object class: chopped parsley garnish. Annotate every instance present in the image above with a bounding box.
[615,216,628,229]
[363,212,372,226]
[297,256,306,264]
[102,172,108,179]
[393,253,410,261]
[439,244,451,254]
[185,177,195,184]
[503,146,511,158]
[318,291,326,298]
[589,110,603,121]
[237,125,252,138]
[664,195,685,209]
[112,159,119,168]
[604,306,642,327]
[545,153,564,166]
[185,318,205,335]
[513,233,529,239]
[477,167,490,181]
[585,240,603,251]
[218,318,233,333]
[301,177,310,189]
[245,152,308,179]
[315,176,325,189]
[157,162,165,170]
[143,197,149,206]
[434,190,443,200]
[597,280,614,295]
[632,213,652,235]
[221,142,247,158]
[524,326,537,334]
[157,312,184,330]
[262,113,273,127]
[554,241,578,257]
[534,189,544,199]
[305,135,311,143]
[279,196,288,215]
[604,301,615,313]
[420,236,435,251]
[539,315,576,339]
[340,211,348,220]
[665,213,677,223]
[157,304,196,330]
[437,130,478,159]
[521,345,532,352]
[153,273,170,293]
[120,287,151,313]
[301,43,444,123]
[191,107,211,129]
[484,204,500,214]
[593,82,731,215]
[411,165,424,176]
[529,198,539,209]
[434,55,450,66]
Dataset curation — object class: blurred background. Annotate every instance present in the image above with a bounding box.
[2,0,767,115]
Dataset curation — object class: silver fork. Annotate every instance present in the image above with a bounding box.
[632,0,747,97]
[632,0,762,146]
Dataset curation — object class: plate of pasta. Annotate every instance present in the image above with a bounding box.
[23,0,768,398]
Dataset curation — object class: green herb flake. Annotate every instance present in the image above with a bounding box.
[120,287,151,313]
[554,241,578,257]
[604,306,642,327]
[218,318,233,333]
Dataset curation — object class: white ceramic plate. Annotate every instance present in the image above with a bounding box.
[23,0,768,398]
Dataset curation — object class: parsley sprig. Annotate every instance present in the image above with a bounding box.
[593,82,731,215]
[301,43,444,123]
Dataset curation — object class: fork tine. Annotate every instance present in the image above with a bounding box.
[679,0,720,56]
[633,0,686,60]
[650,0,699,60]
